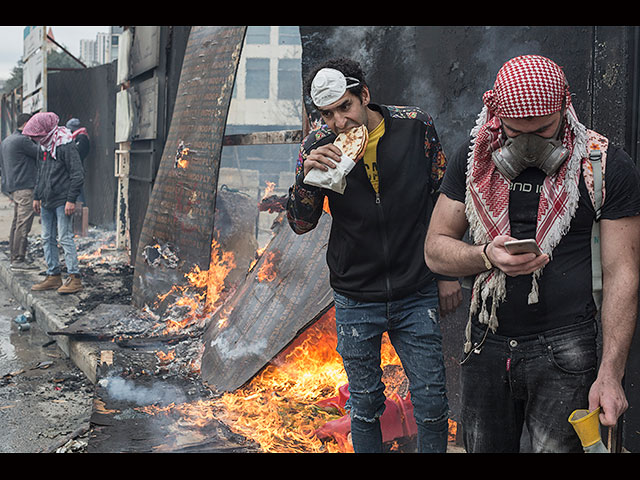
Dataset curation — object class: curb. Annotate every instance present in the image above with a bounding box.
[0,250,100,383]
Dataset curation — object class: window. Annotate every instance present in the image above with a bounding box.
[278,26,299,45]
[246,26,270,44]
[278,59,301,100]
[246,58,270,99]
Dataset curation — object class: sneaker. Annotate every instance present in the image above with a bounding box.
[31,275,63,291]
[57,274,83,295]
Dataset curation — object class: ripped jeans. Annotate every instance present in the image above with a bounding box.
[334,282,449,453]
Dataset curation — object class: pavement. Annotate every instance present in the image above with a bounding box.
[0,193,126,384]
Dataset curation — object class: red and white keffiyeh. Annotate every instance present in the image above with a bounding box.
[23,112,74,159]
[464,55,588,349]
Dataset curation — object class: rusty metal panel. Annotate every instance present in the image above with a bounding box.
[201,212,333,392]
[132,26,246,310]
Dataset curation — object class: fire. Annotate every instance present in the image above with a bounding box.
[156,349,176,365]
[175,141,190,169]
[212,308,408,453]
[138,301,458,452]
[154,235,235,334]
[323,197,331,215]
[256,250,278,282]
[248,246,267,272]
[77,241,127,267]
[262,181,276,199]
[144,223,458,452]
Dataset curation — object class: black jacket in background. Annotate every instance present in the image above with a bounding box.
[34,142,84,210]
[0,130,39,194]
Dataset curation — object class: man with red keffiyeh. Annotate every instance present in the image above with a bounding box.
[425,55,640,452]
[23,112,84,295]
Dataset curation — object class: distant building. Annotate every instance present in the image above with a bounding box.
[79,27,123,66]
[227,26,302,130]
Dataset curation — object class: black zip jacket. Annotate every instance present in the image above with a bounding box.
[34,142,84,210]
[286,104,451,302]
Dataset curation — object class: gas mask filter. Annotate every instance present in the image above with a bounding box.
[491,120,570,181]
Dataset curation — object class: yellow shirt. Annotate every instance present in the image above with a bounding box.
[362,119,385,194]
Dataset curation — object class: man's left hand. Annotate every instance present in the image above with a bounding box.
[589,375,629,427]
[437,280,463,317]
[64,201,75,216]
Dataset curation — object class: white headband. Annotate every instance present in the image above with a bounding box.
[310,68,361,107]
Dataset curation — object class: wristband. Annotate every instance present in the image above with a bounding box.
[480,243,493,270]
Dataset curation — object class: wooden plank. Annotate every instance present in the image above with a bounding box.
[132,26,247,310]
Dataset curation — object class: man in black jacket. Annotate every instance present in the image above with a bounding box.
[22,112,84,295]
[0,113,39,270]
[286,58,461,452]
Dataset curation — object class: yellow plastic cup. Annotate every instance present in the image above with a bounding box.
[568,407,602,447]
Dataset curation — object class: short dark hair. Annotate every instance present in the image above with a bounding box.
[17,113,32,128]
[304,57,368,104]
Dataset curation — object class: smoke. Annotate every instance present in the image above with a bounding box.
[99,375,186,406]
[209,331,268,363]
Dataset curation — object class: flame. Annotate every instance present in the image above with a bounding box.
[156,349,176,365]
[142,220,458,452]
[248,246,267,272]
[323,197,331,215]
[262,181,276,199]
[134,304,458,452]
[175,141,190,169]
[77,242,127,266]
[212,308,407,453]
[154,235,235,334]
[256,250,278,282]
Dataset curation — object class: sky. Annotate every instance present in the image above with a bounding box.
[0,26,109,81]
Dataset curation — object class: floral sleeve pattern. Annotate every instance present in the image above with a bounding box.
[286,127,333,234]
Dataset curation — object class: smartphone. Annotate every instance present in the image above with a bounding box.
[504,239,542,256]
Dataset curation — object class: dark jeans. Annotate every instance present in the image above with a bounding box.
[460,320,598,453]
[334,282,449,453]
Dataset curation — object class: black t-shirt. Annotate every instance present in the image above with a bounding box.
[440,143,640,336]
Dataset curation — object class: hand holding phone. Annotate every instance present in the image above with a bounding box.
[504,239,542,256]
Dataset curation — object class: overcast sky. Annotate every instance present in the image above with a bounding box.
[0,26,110,80]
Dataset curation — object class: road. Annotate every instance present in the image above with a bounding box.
[0,284,94,453]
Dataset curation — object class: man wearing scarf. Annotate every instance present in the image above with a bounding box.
[23,112,84,294]
[425,55,640,452]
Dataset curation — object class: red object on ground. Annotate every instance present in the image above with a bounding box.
[314,384,417,447]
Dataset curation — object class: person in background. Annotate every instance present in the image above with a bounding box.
[286,57,461,453]
[23,112,84,295]
[0,112,39,271]
[425,55,640,452]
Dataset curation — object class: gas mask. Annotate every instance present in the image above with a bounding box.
[491,119,570,181]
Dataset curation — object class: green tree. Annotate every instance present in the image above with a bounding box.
[2,47,85,94]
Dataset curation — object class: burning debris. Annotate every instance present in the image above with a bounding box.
[142,242,179,269]
[174,140,191,169]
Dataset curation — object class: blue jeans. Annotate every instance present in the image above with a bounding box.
[334,282,449,453]
[40,204,80,276]
[460,320,598,453]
